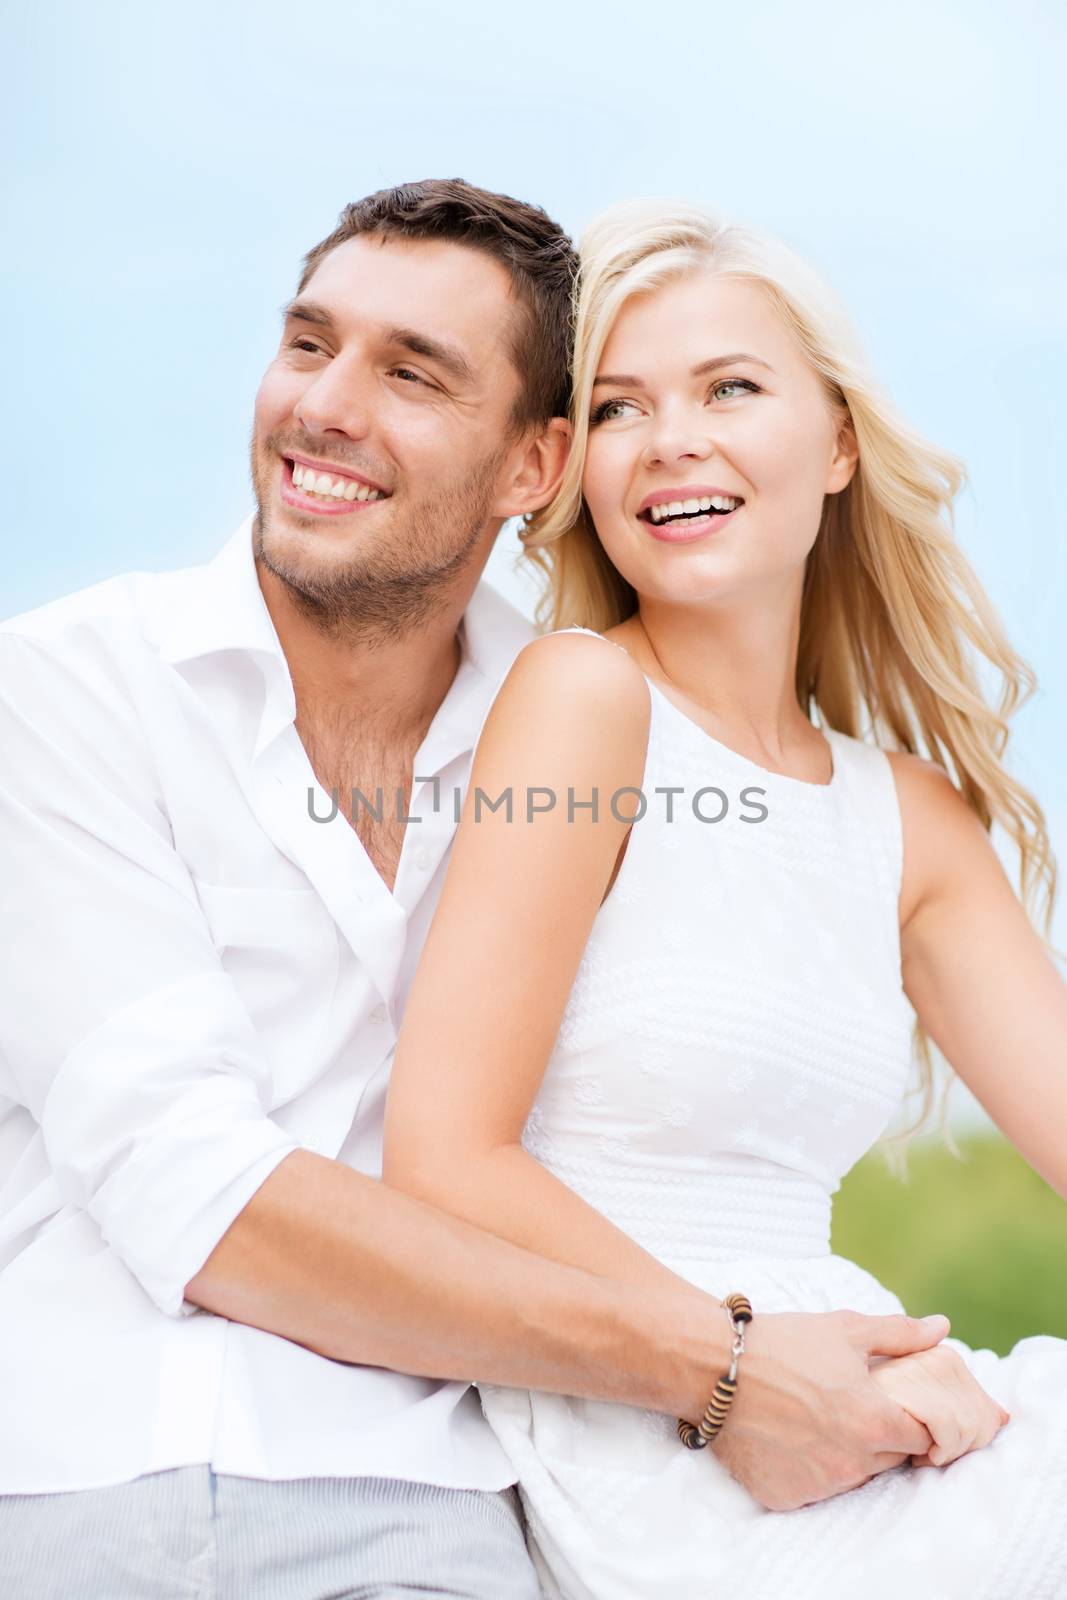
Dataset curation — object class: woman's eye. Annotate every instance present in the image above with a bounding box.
[590,398,640,424]
[710,378,761,400]
[591,380,761,425]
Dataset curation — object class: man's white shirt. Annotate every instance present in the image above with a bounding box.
[0,516,535,1494]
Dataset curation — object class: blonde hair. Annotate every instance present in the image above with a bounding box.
[519,197,1062,1161]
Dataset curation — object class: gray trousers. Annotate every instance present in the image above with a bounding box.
[0,1466,543,1599]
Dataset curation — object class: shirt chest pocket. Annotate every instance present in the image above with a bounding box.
[190,877,340,1109]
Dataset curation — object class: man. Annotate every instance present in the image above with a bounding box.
[0,179,949,1598]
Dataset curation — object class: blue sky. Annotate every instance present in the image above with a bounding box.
[7,0,1066,1122]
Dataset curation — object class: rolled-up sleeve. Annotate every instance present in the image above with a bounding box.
[0,628,301,1317]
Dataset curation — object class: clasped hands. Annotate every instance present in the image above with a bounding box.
[711,1308,1010,1512]
[867,1332,1009,1470]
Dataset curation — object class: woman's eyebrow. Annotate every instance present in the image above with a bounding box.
[691,352,775,378]
[592,352,775,387]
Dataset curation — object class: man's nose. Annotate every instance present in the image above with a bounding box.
[294,355,374,442]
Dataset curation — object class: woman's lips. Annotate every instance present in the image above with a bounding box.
[278,458,386,517]
[643,505,741,543]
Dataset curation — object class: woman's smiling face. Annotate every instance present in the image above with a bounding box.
[581,271,857,606]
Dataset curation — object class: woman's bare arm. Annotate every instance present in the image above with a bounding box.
[384,631,690,1295]
[890,750,1067,1198]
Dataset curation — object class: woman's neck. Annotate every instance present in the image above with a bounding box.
[605,593,824,769]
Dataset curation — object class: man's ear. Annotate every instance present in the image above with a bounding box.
[826,411,859,494]
[492,418,572,519]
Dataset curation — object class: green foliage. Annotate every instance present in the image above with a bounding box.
[831,1132,1067,1354]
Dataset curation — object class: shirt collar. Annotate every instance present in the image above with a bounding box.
[156,515,536,766]
[156,514,287,670]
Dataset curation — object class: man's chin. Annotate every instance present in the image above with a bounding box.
[255,509,384,599]
[257,498,365,558]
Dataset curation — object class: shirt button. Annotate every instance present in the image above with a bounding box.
[369,1002,388,1024]
[415,846,434,872]
[301,1133,323,1153]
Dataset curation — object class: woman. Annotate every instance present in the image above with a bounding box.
[381,200,1067,1596]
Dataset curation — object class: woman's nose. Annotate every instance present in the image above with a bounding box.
[642,409,713,468]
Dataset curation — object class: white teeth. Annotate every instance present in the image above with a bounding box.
[292,462,385,503]
[648,493,742,523]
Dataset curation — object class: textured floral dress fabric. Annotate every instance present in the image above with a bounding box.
[477,628,1067,1600]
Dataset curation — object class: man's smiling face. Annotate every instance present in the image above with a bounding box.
[251,232,527,633]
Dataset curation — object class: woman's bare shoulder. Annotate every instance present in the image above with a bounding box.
[499,628,651,725]
[884,747,995,932]
[474,628,652,789]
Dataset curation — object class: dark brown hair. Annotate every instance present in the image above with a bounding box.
[297,178,577,431]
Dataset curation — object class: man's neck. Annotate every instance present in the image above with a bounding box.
[256,556,476,742]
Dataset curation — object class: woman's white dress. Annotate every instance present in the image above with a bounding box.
[477,627,1067,1600]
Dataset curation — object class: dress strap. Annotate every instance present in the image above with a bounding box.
[550,624,634,662]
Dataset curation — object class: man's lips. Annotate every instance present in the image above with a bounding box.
[278,456,390,517]
[288,452,389,495]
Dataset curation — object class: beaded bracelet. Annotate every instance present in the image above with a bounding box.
[677,1292,754,1450]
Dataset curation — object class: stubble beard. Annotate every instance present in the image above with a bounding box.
[250,435,509,646]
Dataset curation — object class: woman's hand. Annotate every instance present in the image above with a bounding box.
[868,1343,1010,1468]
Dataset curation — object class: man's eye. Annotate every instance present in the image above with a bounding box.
[392,367,431,387]
[289,338,324,354]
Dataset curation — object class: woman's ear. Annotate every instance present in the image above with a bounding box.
[826,411,859,494]
[493,418,573,519]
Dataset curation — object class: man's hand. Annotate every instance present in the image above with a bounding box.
[706,1309,953,1511]
[868,1343,1009,1468]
